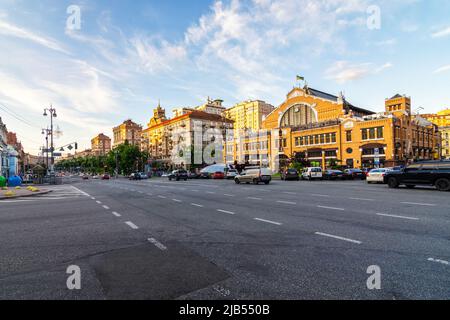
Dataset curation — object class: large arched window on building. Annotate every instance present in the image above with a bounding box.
[280,104,318,128]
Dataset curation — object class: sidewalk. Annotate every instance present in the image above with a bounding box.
[0,187,52,200]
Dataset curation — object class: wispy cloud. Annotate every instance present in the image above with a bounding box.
[0,20,69,54]
[431,26,450,38]
[433,65,450,74]
[325,61,392,84]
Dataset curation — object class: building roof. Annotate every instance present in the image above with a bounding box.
[389,94,404,100]
[307,87,375,115]
[143,110,233,132]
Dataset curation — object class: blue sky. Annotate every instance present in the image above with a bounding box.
[0,0,449,154]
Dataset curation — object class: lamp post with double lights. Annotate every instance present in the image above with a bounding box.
[41,128,51,171]
[43,105,57,173]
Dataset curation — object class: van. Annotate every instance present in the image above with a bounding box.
[235,167,272,185]
[301,167,323,180]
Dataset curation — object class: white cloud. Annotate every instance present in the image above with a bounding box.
[431,26,450,38]
[433,65,450,74]
[0,20,69,54]
[325,61,392,83]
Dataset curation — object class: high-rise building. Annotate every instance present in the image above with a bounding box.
[91,133,112,156]
[113,120,142,148]
[224,100,274,132]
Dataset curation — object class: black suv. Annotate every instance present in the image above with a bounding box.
[384,161,450,191]
[168,170,188,181]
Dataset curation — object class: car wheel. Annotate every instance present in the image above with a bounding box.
[264,181,270,185]
[253,179,259,185]
[387,177,399,188]
[169,177,172,181]
[184,178,187,181]
[406,185,416,189]
[296,177,300,181]
[435,178,450,191]
[235,179,240,184]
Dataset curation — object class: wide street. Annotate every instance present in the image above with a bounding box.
[1,177,449,300]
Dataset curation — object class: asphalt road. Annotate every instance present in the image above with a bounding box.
[1,177,449,300]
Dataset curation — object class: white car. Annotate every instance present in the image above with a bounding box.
[226,169,238,179]
[367,168,391,183]
[301,167,323,180]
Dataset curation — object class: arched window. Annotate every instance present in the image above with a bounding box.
[280,104,317,128]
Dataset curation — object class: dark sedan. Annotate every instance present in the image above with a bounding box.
[343,169,366,180]
[281,169,300,181]
[168,170,188,181]
[323,170,344,180]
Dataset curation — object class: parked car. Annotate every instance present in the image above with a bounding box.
[301,167,323,180]
[200,171,212,179]
[323,170,344,180]
[92,175,100,180]
[168,170,188,181]
[366,168,391,183]
[384,161,450,191]
[139,172,149,179]
[226,169,238,180]
[235,167,272,185]
[101,174,110,180]
[82,174,89,180]
[212,171,225,179]
[281,169,300,181]
[129,173,141,180]
[187,171,200,179]
[343,169,366,180]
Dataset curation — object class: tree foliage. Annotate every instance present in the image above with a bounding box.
[56,142,148,175]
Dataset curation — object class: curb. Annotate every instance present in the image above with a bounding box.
[0,190,53,200]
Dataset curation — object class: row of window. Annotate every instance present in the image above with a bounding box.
[361,127,384,140]
[294,133,337,147]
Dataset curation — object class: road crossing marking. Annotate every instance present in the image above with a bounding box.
[376,213,419,220]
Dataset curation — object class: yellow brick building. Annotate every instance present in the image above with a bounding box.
[112,119,142,148]
[226,85,440,171]
[91,133,111,156]
[224,100,274,131]
[423,108,450,159]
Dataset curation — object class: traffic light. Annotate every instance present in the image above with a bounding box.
[75,143,78,150]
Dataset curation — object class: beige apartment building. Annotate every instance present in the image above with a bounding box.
[113,120,142,148]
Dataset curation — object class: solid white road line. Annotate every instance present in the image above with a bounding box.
[349,197,374,201]
[277,200,296,205]
[247,197,262,200]
[315,232,362,244]
[102,205,110,210]
[376,213,419,220]
[317,205,345,211]
[254,218,282,226]
[125,221,139,230]
[401,202,436,207]
[217,209,236,215]
[191,203,204,207]
[428,258,449,266]
[112,211,121,217]
[148,238,167,251]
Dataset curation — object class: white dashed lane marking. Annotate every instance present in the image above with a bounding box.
[401,202,436,207]
[191,203,204,207]
[315,232,362,244]
[112,212,121,217]
[254,218,282,226]
[247,197,262,200]
[349,197,374,201]
[172,199,182,203]
[428,258,449,266]
[217,209,235,215]
[96,201,102,204]
[102,205,110,210]
[317,205,345,211]
[125,221,139,230]
[148,238,167,251]
[158,195,167,199]
[376,213,419,220]
[277,200,296,205]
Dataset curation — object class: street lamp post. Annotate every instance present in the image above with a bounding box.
[43,105,57,174]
